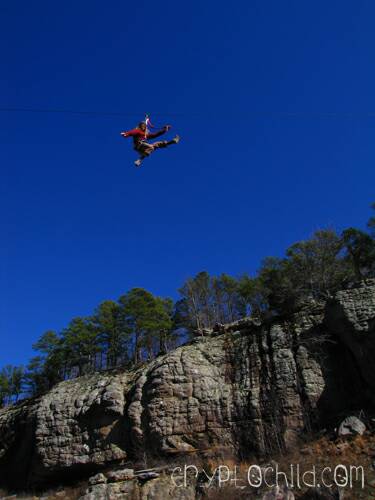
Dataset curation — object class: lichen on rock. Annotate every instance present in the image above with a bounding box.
[0,280,374,491]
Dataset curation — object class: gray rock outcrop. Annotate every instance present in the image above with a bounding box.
[0,280,374,491]
[338,416,366,436]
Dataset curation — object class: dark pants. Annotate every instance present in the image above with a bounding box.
[134,140,169,158]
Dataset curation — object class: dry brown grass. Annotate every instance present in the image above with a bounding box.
[195,433,375,499]
[0,435,374,499]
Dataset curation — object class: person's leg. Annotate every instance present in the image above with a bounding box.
[136,142,154,156]
[134,143,154,166]
[152,136,180,149]
[151,140,168,149]
[133,138,180,166]
[134,157,144,167]
[168,135,180,145]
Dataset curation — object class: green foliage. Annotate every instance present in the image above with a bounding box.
[251,230,349,315]
[342,228,375,279]
[18,288,175,398]
[368,202,375,237]
[3,204,375,404]
[119,288,173,363]
[0,365,25,406]
[212,273,247,322]
[62,317,100,376]
[0,369,10,406]
[32,330,60,355]
[158,297,177,354]
[10,365,24,401]
[24,330,65,396]
[237,274,268,317]
[93,300,125,369]
[286,229,346,297]
[257,257,290,313]
[23,356,47,396]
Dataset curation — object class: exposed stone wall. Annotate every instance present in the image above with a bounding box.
[0,280,374,490]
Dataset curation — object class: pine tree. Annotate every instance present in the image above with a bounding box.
[0,370,10,406]
[238,274,268,318]
[94,300,126,369]
[61,317,100,377]
[23,356,46,396]
[342,228,375,279]
[0,365,25,405]
[119,288,173,363]
[368,202,375,237]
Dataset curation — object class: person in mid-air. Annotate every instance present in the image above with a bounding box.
[121,117,180,167]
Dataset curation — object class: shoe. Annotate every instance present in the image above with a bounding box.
[172,135,180,144]
[134,159,142,167]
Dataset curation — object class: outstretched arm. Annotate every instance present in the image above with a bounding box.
[120,128,139,138]
[147,125,171,139]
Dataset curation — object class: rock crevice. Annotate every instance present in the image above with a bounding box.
[0,280,374,489]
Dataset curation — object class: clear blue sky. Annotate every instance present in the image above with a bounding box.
[1,0,374,367]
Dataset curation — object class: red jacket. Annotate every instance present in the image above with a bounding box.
[122,127,167,147]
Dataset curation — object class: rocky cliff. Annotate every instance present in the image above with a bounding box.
[1,280,374,491]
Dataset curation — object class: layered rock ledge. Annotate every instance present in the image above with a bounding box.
[1,280,374,490]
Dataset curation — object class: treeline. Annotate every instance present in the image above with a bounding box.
[1,204,374,406]
[176,204,375,327]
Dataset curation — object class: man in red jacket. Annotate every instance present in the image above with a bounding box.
[121,121,180,167]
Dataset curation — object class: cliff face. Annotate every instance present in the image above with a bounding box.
[1,280,374,490]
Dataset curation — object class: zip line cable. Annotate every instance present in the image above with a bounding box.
[0,107,195,118]
[0,107,152,117]
[1,107,375,120]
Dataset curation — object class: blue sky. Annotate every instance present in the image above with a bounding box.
[1,0,374,367]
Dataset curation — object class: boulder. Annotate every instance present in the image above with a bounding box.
[338,416,366,436]
[0,280,374,491]
[106,468,135,482]
[88,473,107,485]
[261,485,295,499]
